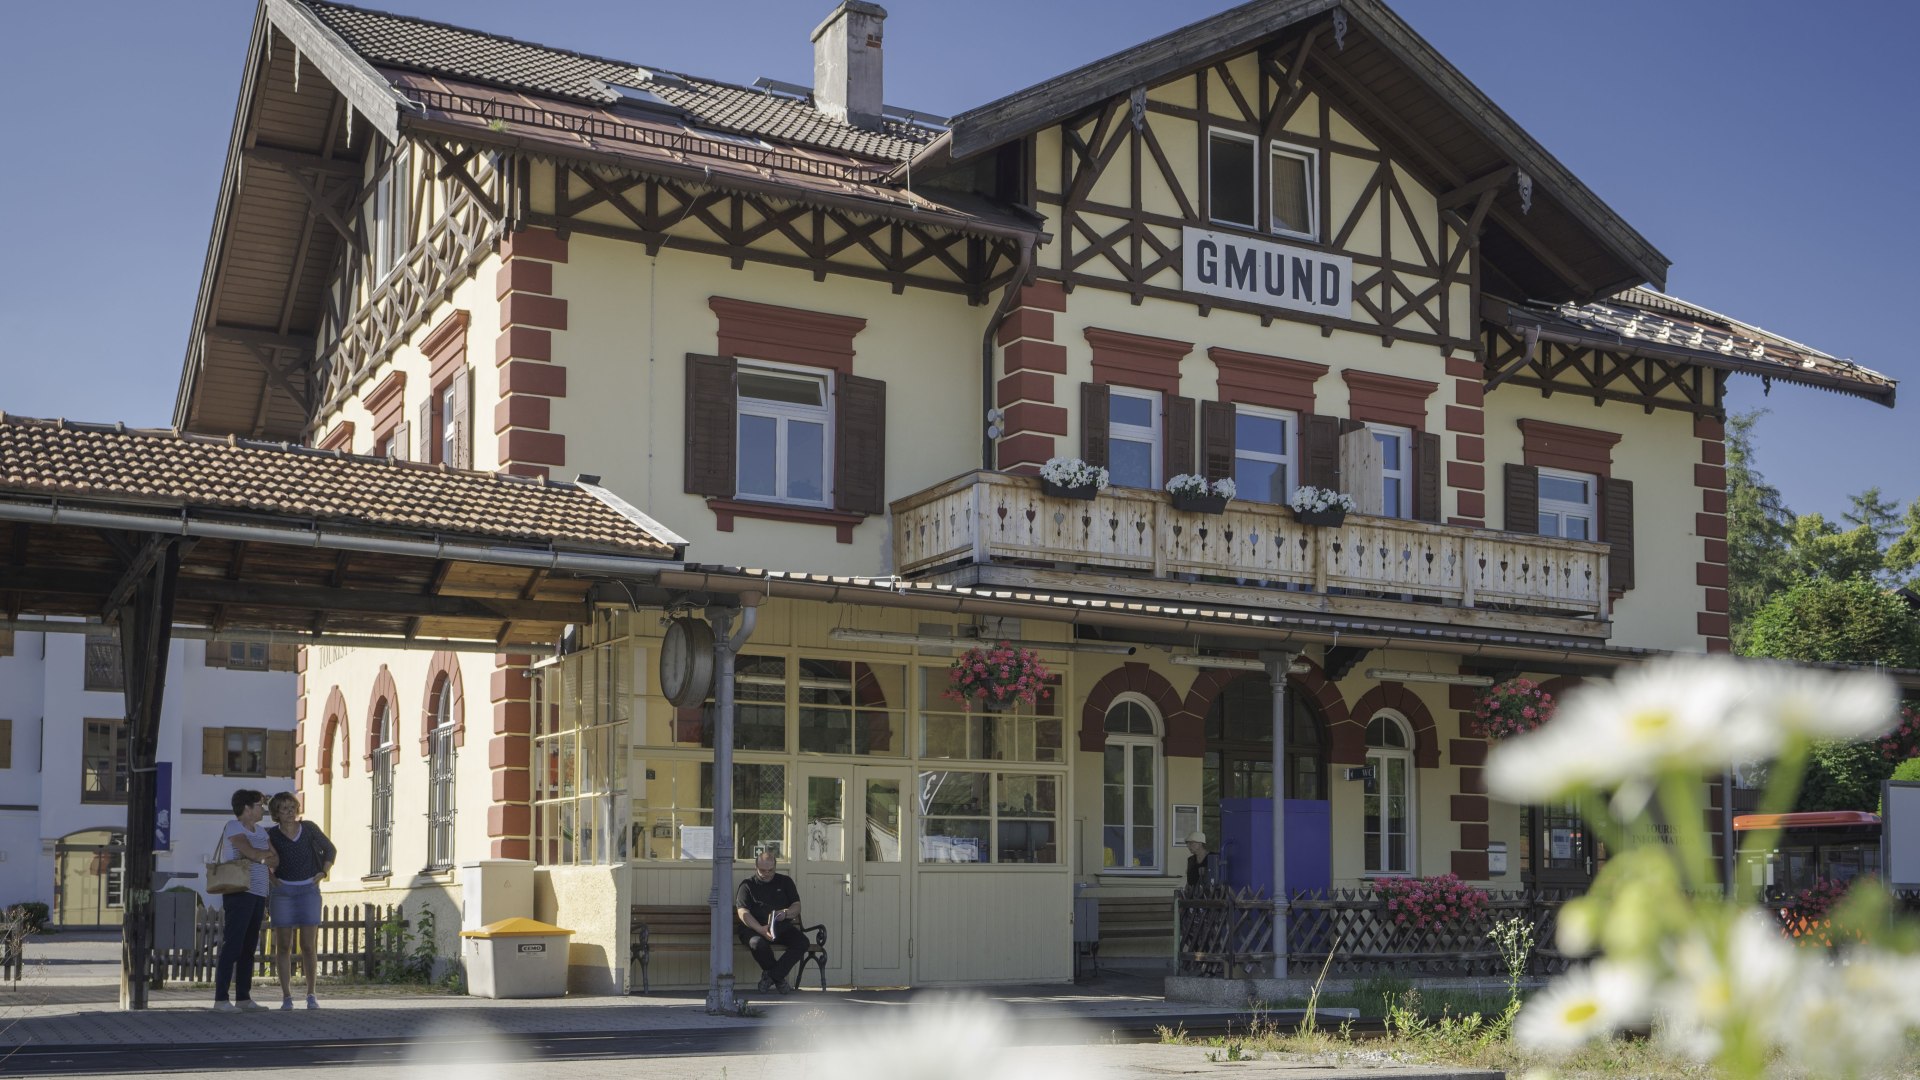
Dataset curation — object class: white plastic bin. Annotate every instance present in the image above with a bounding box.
[460,917,574,998]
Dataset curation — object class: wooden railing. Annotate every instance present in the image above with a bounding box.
[152,903,404,983]
[892,471,1610,619]
[1176,886,1577,979]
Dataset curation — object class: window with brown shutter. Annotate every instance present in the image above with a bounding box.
[685,354,738,497]
[1300,414,1344,490]
[0,629,13,658]
[1080,382,1110,468]
[266,731,295,777]
[0,718,12,770]
[1504,464,1541,534]
[834,374,887,515]
[1413,431,1442,522]
[203,643,230,669]
[202,728,225,775]
[449,369,473,469]
[1200,401,1236,482]
[1601,477,1635,592]
[1166,396,1195,480]
[268,645,297,672]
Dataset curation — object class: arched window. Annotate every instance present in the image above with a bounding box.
[426,675,457,870]
[1201,676,1327,846]
[1364,711,1415,876]
[370,699,395,876]
[1102,696,1162,871]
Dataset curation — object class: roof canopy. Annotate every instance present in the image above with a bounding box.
[0,415,683,649]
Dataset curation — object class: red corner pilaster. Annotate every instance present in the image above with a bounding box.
[1443,354,1486,528]
[495,228,569,480]
[489,652,534,859]
[994,282,1067,473]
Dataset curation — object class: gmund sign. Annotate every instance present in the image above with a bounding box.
[1181,227,1353,319]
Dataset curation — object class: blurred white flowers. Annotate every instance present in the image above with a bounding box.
[1512,960,1651,1052]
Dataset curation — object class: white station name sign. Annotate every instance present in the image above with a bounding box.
[1182,227,1352,319]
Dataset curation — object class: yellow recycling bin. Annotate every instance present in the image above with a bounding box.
[460,917,575,998]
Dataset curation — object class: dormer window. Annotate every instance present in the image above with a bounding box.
[1207,130,1320,242]
[371,146,410,281]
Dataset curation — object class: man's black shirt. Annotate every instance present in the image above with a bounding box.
[735,872,800,927]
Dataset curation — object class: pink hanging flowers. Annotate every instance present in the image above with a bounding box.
[944,641,1053,710]
[1874,705,1920,761]
[1475,677,1557,740]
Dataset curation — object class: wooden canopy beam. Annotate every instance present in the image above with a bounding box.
[115,537,182,1010]
[7,569,586,624]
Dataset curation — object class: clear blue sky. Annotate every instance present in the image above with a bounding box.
[1,1,1911,521]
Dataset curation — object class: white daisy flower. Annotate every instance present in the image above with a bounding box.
[1780,949,1920,1076]
[1512,960,1652,1053]
[1732,662,1898,746]
[1656,914,1802,1062]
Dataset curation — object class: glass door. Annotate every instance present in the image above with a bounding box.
[793,764,914,986]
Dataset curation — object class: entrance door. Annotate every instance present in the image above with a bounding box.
[1524,803,1595,889]
[795,764,913,986]
[54,830,126,928]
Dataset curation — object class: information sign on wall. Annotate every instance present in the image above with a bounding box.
[1182,227,1353,318]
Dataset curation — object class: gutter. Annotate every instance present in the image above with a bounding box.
[0,499,683,581]
[0,618,515,655]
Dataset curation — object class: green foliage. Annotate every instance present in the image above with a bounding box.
[1795,739,1896,814]
[1745,576,1920,669]
[4,902,49,934]
[1726,412,1795,649]
[373,905,440,984]
[1892,758,1920,784]
[1786,513,1886,584]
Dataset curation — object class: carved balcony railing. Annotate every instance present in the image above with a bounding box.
[891,471,1610,623]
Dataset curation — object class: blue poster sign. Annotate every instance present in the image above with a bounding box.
[154,761,173,851]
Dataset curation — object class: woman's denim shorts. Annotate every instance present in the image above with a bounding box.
[269,879,322,927]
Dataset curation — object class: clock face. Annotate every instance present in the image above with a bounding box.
[659,617,714,708]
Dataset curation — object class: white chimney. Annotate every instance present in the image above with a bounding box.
[811,1,886,128]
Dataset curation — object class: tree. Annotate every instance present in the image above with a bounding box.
[1785,513,1885,584]
[1744,577,1920,669]
[1725,411,1794,650]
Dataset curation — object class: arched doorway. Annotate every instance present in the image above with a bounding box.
[1200,675,1328,846]
[53,828,126,928]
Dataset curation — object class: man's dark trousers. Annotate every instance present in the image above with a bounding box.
[735,921,810,987]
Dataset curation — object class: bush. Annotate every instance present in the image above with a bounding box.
[6,902,50,934]
[1373,874,1490,931]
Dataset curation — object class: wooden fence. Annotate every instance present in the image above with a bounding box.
[154,903,405,983]
[1177,885,1576,979]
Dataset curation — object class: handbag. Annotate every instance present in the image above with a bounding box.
[206,829,252,895]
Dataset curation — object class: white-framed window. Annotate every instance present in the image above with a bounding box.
[1101,695,1163,872]
[371,146,411,282]
[427,675,457,870]
[1269,144,1319,241]
[1107,387,1162,489]
[1232,405,1297,504]
[224,728,267,778]
[1366,422,1413,519]
[370,700,395,876]
[1364,711,1415,876]
[918,770,1060,864]
[1538,468,1598,540]
[437,382,458,466]
[736,361,832,507]
[532,645,632,865]
[1207,129,1258,229]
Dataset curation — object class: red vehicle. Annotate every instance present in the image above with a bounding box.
[1733,811,1881,904]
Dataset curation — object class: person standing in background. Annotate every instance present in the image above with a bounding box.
[266,791,336,1009]
[213,790,276,1010]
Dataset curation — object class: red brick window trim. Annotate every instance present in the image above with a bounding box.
[365,370,407,453]
[1518,419,1620,478]
[317,420,355,453]
[707,498,864,544]
[1209,347,1328,413]
[1086,328,1192,399]
[710,296,866,373]
[1342,369,1438,431]
[422,310,472,378]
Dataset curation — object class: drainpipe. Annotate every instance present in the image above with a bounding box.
[705,600,758,1015]
[1265,648,1303,976]
[980,237,1037,471]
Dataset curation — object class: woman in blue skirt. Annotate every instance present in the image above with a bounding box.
[266,792,337,1009]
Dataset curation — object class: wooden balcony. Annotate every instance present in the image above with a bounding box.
[891,471,1611,635]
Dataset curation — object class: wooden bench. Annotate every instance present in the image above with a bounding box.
[1081,895,1177,973]
[629,904,828,993]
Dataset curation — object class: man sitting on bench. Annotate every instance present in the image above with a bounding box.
[734,851,808,993]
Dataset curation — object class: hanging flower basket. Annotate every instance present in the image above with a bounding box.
[1475,677,1557,740]
[1038,456,1108,501]
[1167,474,1236,514]
[1041,479,1099,501]
[1288,485,1354,527]
[943,641,1053,712]
[1290,506,1346,527]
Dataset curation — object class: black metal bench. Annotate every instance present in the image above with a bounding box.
[629,904,828,993]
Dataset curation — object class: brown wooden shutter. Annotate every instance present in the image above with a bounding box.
[1504,464,1540,534]
[684,354,738,497]
[268,644,297,672]
[0,719,12,770]
[1602,476,1635,592]
[0,628,13,658]
[202,728,225,775]
[389,421,410,462]
[1413,431,1442,522]
[834,374,887,515]
[265,731,295,777]
[1165,395,1196,480]
[1200,401,1236,482]
[1300,413,1342,490]
[418,399,435,462]
[1080,382,1110,468]
[204,642,230,669]
[449,368,473,469]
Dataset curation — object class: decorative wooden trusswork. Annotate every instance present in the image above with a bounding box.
[891,471,1609,621]
[1482,322,1729,419]
[1037,21,1482,352]
[316,138,502,416]
[1176,887,1574,979]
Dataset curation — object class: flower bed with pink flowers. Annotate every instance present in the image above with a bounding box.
[1372,872,1492,932]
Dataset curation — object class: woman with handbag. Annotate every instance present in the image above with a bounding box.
[266,791,335,1009]
[211,789,276,1010]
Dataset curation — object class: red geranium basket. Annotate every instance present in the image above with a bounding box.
[943,642,1052,711]
[1475,677,1556,740]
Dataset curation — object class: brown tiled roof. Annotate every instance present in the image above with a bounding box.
[1497,289,1896,407]
[0,416,680,559]
[304,0,937,162]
